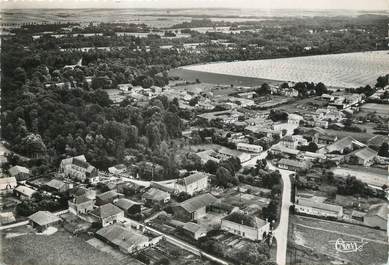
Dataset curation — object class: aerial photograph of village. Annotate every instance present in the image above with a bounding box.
[0,0,388,265]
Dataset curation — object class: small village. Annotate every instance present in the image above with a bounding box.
[1,69,389,265]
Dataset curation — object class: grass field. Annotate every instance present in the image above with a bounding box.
[288,215,388,265]
[182,51,389,88]
[332,165,389,187]
[169,68,280,87]
[1,229,127,265]
[361,103,389,115]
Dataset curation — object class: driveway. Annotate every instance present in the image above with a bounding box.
[268,163,294,265]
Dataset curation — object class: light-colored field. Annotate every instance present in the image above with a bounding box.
[361,103,389,115]
[289,215,388,265]
[182,51,389,88]
[332,166,389,187]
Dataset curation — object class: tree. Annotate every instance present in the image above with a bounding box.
[142,76,154,88]
[204,160,218,174]
[378,142,389,157]
[314,82,328,96]
[256,83,271,96]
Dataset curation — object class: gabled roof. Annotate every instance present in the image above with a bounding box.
[114,198,141,211]
[326,136,365,153]
[97,190,121,202]
[92,203,123,219]
[278,158,310,169]
[45,179,66,190]
[349,147,377,161]
[97,224,148,250]
[223,211,267,228]
[142,188,170,202]
[9,166,30,177]
[14,185,36,197]
[179,193,217,213]
[71,195,93,204]
[367,135,389,147]
[296,197,342,213]
[177,172,209,186]
[365,203,388,221]
[182,222,206,234]
[28,211,61,226]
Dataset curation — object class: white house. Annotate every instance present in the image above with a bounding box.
[294,197,343,219]
[221,211,270,241]
[236,143,263,153]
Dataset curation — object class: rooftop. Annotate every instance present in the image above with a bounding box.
[177,172,209,186]
[28,211,61,226]
[179,193,217,213]
[96,224,149,250]
[114,198,141,211]
[91,203,123,219]
[365,203,388,220]
[223,211,267,228]
[296,197,343,213]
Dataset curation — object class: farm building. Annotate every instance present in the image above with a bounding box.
[59,155,99,184]
[345,147,378,166]
[221,211,270,241]
[96,224,153,254]
[277,158,311,171]
[114,198,142,217]
[294,197,343,219]
[173,193,217,222]
[8,165,31,182]
[364,203,388,230]
[28,211,62,232]
[142,188,171,205]
[14,185,37,199]
[96,190,123,206]
[44,179,69,193]
[180,222,207,240]
[90,203,124,227]
[68,195,95,215]
[236,142,263,153]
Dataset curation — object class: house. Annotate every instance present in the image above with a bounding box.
[96,224,151,253]
[367,135,389,149]
[8,166,31,182]
[363,203,388,230]
[346,147,377,166]
[68,195,95,215]
[90,203,124,227]
[114,198,142,217]
[142,188,171,205]
[236,143,263,153]
[216,147,251,163]
[60,155,98,184]
[294,197,343,219]
[323,136,365,154]
[44,179,69,193]
[180,222,207,240]
[174,172,209,195]
[96,190,124,206]
[117,181,143,196]
[0,212,16,225]
[280,136,298,149]
[14,185,37,199]
[28,211,62,232]
[221,211,270,241]
[108,164,127,175]
[277,159,311,171]
[288,114,303,126]
[270,145,300,158]
[172,193,217,221]
[0,177,17,194]
[303,127,337,145]
[351,210,366,222]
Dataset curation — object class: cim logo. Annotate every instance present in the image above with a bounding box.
[329,238,367,253]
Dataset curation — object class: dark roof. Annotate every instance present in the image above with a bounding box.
[28,211,61,226]
[114,198,141,211]
[45,179,66,190]
[97,190,121,202]
[179,193,217,213]
[223,211,267,228]
[92,203,123,219]
[142,188,170,202]
[96,224,148,250]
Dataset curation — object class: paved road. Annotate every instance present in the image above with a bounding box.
[268,163,294,265]
[241,150,268,167]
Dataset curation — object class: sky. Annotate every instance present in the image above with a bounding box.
[1,0,388,10]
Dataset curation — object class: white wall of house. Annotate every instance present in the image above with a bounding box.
[220,219,270,241]
[295,205,342,219]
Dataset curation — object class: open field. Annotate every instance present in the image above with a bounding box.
[332,165,389,187]
[361,103,389,115]
[169,68,279,87]
[182,51,389,88]
[288,215,389,265]
[1,229,128,265]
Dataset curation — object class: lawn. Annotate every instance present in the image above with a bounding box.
[1,230,127,265]
[361,103,389,115]
[332,165,389,187]
[288,215,388,265]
